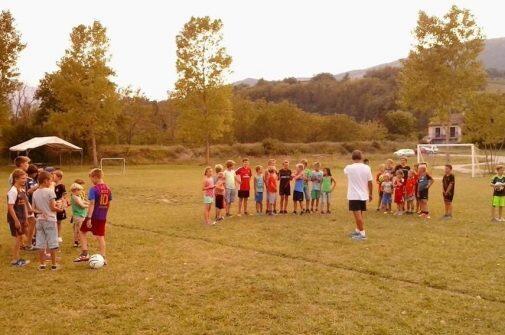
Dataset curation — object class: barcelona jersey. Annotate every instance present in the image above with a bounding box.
[88,183,112,220]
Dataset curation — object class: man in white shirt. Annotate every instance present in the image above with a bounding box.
[343,150,373,241]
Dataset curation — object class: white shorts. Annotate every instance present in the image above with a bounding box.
[267,192,277,204]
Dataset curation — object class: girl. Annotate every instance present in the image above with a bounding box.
[70,183,89,247]
[381,174,393,213]
[376,164,385,211]
[405,170,416,215]
[417,164,434,219]
[292,164,305,214]
[393,170,406,215]
[385,159,395,175]
[214,172,225,222]
[202,167,215,225]
[320,168,336,214]
[265,166,278,215]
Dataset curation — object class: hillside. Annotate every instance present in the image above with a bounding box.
[235,37,505,85]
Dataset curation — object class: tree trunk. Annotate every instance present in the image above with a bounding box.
[445,123,450,163]
[91,130,98,167]
[205,137,210,166]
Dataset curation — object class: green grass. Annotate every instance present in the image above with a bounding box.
[1,157,504,334]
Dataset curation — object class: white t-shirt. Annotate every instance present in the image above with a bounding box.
[7,186,18,205]
[32,187,57,221]
[344,163,373,201]
[224,169,236,189]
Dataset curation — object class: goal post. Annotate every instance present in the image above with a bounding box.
[417,143,477,177]
[100,157,126,175]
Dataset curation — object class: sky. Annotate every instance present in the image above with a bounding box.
[3,0,505,100]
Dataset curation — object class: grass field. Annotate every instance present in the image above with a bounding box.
[1,155,504,334]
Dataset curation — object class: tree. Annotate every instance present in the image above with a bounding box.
[0,10,26,129]
[464,93,505,173]
[398,6,486,144]
[40,21,120,166]
[383,110,417,138]
[117,88,154,146]
[173,16,233,164]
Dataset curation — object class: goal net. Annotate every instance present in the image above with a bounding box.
[416,144,481,177]
[100,158,126,175]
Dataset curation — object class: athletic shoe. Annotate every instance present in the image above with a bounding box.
[236,213,242,217]
[348,231,361,238]
[499,217,505,222]
[73,254,89,263]
[352,234,367,241]
[38,264,47,271]
[51,265,59,271]
[293,211,298,215]
[11,259,29,267]
[58,237,63,243]
[73,241,79,248]
[21,245,35,251]
[217,217,224,222]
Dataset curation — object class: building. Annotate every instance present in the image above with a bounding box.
[427,114,464,144]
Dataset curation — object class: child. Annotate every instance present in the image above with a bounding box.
[278,160,292,214]
[224,160,239,217]
[442,165,455,219]
[491,165,505,222]
[24,164,39,250]
[301,159,311,213]
[70,183,89,247]
[375,164,385,211]
[32,171,61,270]
[393,170,406,215]
[381,174,393,213]
[405,170,416,215]
[74,168,112,264]
[265,166,278,215]
[8,156,30,186]
[320,168,336,214]
[417,164,434,219]
[385,159,395,175]
[214,164,223,184]
[292,163,305,214]
[264,159,278,214]
[236,158,252,216]
[202,167,215,225]
[310,162,323,212]
[52,169,67,243]
[413,163,420,213]
[214,172,225,222]
[254,166,264,214]
[7,169,30,267]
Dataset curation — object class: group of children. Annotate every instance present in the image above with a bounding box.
[6,156,112,269]
[202,158,336,225]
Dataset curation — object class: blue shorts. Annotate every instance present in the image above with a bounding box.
[255,192,263,203]
[225,188,236,203]
[381,193,392,205]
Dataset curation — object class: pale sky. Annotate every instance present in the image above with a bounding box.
[3,0,505,100]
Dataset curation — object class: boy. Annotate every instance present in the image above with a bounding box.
[23,164,39,250]
[224,160,239,217]
[491,165,505,222]
[70,183,89,247]
[264,159,278,214]
[52,170,67,243]
[254,166,264,214]
[310,162,323,212]
[7,169,30,267]
[8,156,30,186]
[214,172,225,221]
[344,150,373,241]
[278,160,292,214]
[380,174,393,213]
[236,158,252,216]
[417,164,434,219]
[442,165,455,219]
[74,168,112,264]
[32,171,61,270]
[265,166,278,215]
[301,159,311,213]
[405,170,416,215]
[375,164,385,211]
[292,163,305,214]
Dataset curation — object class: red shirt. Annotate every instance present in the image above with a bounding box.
[266,172,278,193]
[236,166,252,191]
[405,178,416,196]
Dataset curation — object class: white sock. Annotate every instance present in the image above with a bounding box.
[355,228,360,233]
[360,230,366,237]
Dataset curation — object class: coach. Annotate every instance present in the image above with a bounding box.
[344,150,373,241]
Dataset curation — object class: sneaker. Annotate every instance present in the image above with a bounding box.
[51,265,59,271]
[299,211,304,215]
[237,213,242,217]
[73,254,89,263]
[73,241,79,248]
[293,211,298,215]
[58,237,63,243]
[38,264,47,271]
[499,217,505,222]
[217,217,224,222]
[348,231,361,238]
[352,234,367,241]
[11,259,30,267]
[226,213,232,217]
[21,245,35,251]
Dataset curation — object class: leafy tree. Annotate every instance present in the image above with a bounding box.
[173,16,232,164]
[464,93,505,172]
[40,21,120,166]
[398,5,487,143]
[0,10,26,129]
[383,110,417,138]
[117,88,154,146]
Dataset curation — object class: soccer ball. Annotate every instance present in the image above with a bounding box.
[495,182,504,192]
[89,254,105,269]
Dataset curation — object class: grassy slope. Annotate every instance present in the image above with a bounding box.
[0,157,504,334]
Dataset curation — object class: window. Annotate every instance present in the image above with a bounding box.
[450,127,457,138]
[435,127,441,138]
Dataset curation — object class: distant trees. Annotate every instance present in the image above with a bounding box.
[383,110,417,139]
[173,16,233,164]
[398,5,487,143]
[0,10,25,128]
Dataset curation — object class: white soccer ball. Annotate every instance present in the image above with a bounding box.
[495,182,505,192]
[89,254,105,269]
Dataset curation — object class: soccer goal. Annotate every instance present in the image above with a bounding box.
[417,143,479,177]
[100,157,126,175]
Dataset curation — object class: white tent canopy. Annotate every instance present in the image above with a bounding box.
[10,136,82,153]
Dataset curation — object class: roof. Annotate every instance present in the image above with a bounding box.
[9,136,82,152]
[429,113,465,127]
